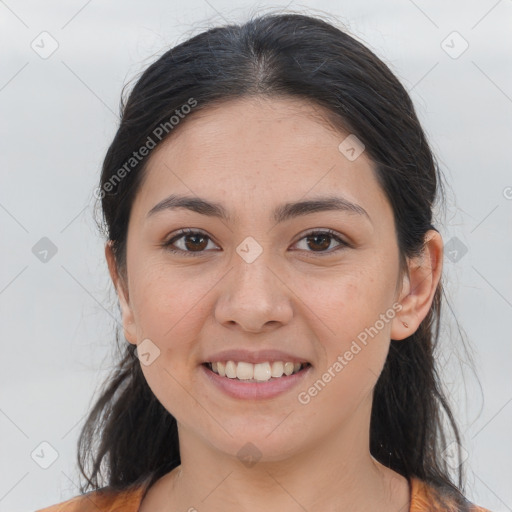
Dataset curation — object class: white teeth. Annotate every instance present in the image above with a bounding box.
[208,360,307,380]
[283,362,294,376]
[225,361,237,379]
[270,361,284,378]
[236,362,253,380]
[254,362,271,381]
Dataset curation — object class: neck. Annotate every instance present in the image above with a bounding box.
[158,397,410,512]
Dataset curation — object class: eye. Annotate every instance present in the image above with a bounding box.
[292,229,349,255]
[162,228,349,256]
[163,228,219,255]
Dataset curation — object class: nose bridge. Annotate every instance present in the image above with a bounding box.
[214,239,293,331]
[231,229,273,279]
[231,242,279,302]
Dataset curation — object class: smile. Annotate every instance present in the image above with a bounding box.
[205,361,310,382]
[201,361,312,400]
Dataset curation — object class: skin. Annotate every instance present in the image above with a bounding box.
[105,96,443,512]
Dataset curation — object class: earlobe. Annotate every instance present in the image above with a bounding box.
[105,241,138,345]
[391,230,443,340]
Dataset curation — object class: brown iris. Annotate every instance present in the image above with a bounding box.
[182,233,209,252]
[306,233,332,252]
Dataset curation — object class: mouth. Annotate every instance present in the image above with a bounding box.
[201,359,313,400]
[202,361,312,383]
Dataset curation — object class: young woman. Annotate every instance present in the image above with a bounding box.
[37,11,491,512]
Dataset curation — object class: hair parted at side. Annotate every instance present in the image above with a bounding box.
[79,10,471,506]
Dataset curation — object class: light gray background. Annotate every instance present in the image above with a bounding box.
[1,1,511,511]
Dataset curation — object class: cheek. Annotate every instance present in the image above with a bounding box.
[299,262,397,339]
[302,264,397,393]
[129,261,209,341]
[125,269,204,406]
[131,265,213,417]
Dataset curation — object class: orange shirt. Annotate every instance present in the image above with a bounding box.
[35,476,492,511]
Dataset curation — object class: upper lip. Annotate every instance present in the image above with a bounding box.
[203,349,311,365]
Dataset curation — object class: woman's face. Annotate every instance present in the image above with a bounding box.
[109,96,412,462]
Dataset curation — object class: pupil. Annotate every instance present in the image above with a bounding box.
[308,234,330,251]
[185,234,207,251]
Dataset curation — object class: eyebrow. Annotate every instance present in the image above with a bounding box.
[146,194,371,224]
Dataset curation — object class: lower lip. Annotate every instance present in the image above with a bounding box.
[200,363,312,400]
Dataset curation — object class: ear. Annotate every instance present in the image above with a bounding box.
[105,241,137,345]
[391,230,443,340]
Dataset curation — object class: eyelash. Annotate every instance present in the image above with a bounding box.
[162,228,349,257]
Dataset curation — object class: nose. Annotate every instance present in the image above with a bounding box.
[214,255,294,333]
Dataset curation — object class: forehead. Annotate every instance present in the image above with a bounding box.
[131,96,392,227]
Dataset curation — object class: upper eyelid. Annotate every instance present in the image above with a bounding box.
[165,228,348,252]
[165,228,218,249]
[167,228,214,243]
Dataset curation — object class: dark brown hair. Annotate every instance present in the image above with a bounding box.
[79,11,472,507]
